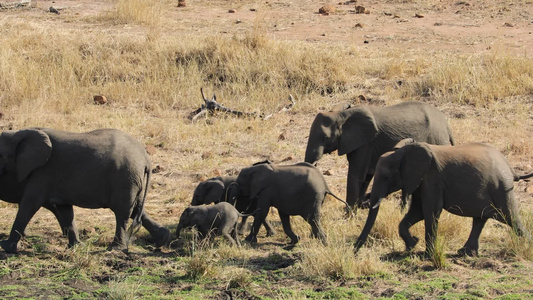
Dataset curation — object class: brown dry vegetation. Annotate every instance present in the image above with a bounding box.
[0,0,532,299]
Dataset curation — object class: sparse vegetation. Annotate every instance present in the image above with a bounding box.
[0,0,532,298]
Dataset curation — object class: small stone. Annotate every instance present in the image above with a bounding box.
[280,156,294,162]
[152,165,165,174]
[319,4,336,14]
[93,95,107,105]
[201,152,213,159]
[177,1,186,7]
[504,22,514,27]
[228,9,236,13]
[323,169,335,176]
[355,5,366,14]
[278,133,286,141]
[146,145,157,155]
[415,13,424,18]
[354,23,364,28]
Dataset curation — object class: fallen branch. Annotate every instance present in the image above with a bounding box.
[189,89,296,122]
[188,88,257,121]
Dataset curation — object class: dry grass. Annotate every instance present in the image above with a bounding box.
[0,0,532,298]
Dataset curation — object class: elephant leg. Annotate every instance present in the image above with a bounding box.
[1,198,42,253]
[232,223,241,247]
[423,209,442,256]
[279,212,299,245]
[359,174,374,209]
[238,216,248,235]
[140,212,170,247]
[109,210,129,251]
[245,210,268,243]
[458,217,488,257]
[48,204,79,247]
[493,198,530,239]
[399,194,424,251]
[263,217,276,237]
[308,214,327,246]
[346,149,372,213]
[220,226,238,247]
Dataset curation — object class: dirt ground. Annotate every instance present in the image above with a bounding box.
[27,0,533,55]
[1,0,533,299]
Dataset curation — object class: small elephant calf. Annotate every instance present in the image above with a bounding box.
[176,202,251,247]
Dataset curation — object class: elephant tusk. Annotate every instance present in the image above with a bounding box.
[372,198,383,209]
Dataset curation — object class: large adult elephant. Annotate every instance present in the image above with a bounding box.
[354,142,533,256]
[304,101,454,212]
[0,128,169,253]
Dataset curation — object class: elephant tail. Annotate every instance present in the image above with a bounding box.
[515,172,533,181]
[238,208,260,217]
[326,191,351,210]
[126,166,150,245]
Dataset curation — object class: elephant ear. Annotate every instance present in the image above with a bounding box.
[400,143,433,195]
[250,164,273,200]
[12,129,52,182]
[205,180,225,204]
[225,182,240,205]
[338,107,378,156]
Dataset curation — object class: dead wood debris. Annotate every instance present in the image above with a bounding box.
[189,88,295,122]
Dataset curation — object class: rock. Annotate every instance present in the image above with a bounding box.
[49,6,60,14]
[323,169,335,176]
[228,9,236,13]
[504,22,514,27]
[354,23,364,28]
[152,165,165,174]
[355,5,366,14]
[93,95,107,105]
[278,133,286,141]
[319,4,336,14]
[280,156,294,162]
[177,1,186,7]
[415,13,424,18]
[201,152,213,159]
[146,145,157,155]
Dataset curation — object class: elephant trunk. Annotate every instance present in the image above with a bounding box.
[305,145,324,164]
[176,224,183,239]
[354,198,382,253]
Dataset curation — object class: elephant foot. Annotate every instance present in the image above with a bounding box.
[153,227,170,248]
[266,229,276,237]
[0,240,19,254]
[67,239,81,248]
[457,247,478,257]
[405,236,419,252]
[245,234,258,243]
[289,235,301,245]
[107,240,128,252]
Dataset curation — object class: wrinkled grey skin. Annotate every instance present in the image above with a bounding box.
[304,102,454,213]
[191,175,276,237]
[355,142,533,256]
[0,128,169,253]
[176,202,247,247]
[236,162,347,245]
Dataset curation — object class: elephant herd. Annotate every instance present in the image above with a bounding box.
[0,101,531,257]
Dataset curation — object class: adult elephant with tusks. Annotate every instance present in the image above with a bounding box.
[354,140,533,256]
[304,101,454,213]
[0,128,170,253]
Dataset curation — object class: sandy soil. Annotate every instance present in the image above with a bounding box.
[25,0,533,55]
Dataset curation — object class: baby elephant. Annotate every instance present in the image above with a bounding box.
[176,202,251,247]
[355,141,533,256]
[236,162,348,245]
